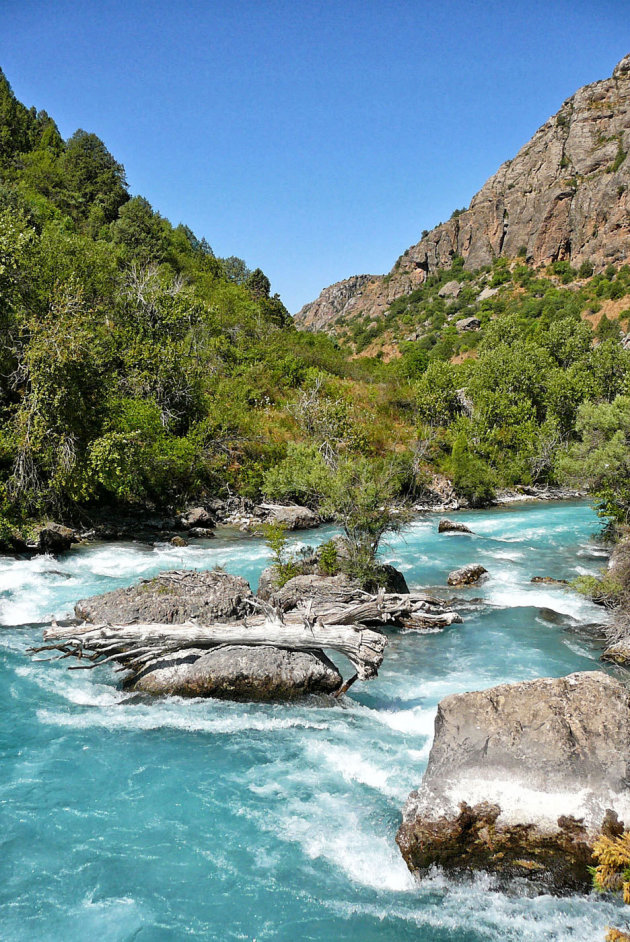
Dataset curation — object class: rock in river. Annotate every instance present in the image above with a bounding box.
[33,522,79,554]
[447,564,487,586]
[531,576,569,585]
[438,518,474,535]
[75,569,346,702]
[397,671,630,892]
[125,645,342,700]
[75,569,254,624]
[178,506,216,530]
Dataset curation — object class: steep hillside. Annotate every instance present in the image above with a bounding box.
[297,54,630,332]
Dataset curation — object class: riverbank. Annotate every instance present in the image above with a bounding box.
[0,485,589,558]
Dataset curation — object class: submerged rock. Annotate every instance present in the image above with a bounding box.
[447,564,487,586]
[531,576,569,585]
[126,644,342,700]
[76,569,254,624]
[397,671,630,892]
[438,518,474,535]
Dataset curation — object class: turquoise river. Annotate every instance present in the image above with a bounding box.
[0,500,628,941]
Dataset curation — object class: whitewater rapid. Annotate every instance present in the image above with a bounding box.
[0,501,626,941]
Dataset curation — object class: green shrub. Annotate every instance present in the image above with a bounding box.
[263,522,300,588]
[318,540,339,575]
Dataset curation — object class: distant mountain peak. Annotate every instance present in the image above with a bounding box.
[296,54,630,332]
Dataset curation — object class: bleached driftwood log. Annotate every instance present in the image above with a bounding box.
[308,591,462,629]
[32,588,462,696]
[37,602,388,681]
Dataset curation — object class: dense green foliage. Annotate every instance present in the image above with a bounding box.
[0,69,405,532]
[1,66,630,537]
[336,254,630,519]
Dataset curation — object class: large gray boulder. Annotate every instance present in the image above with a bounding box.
[256,503,320,530]
[397,671,630,892]
[126,645,342,700]
[455,315,481,332]
[75,570,254,624]
[438,280,461,299]
[75,569,349,702]
[178,507,216,530]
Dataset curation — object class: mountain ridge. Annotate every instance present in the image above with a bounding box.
[296,53,630,332]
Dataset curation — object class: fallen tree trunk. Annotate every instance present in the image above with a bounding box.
[33,587,462,694]
[310,592,462,629]
[39,608,387,681]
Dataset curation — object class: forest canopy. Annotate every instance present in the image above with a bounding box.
[1,66,629,537]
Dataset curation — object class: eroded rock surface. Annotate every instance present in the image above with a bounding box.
[256,503,320,530]
[76,570,254,624]
[397,671,630,892]
[126,644,342,700]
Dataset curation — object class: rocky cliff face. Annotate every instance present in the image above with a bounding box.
[296,54,630,331]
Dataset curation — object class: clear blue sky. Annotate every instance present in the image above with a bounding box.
[2,0,629,311]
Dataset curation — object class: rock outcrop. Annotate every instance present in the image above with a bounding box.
[296,274,379,331]
[126,644,342,700]
[178,507,216,530]
[75,570,254,624]
[296,54,630,330]
[397,671,630,892]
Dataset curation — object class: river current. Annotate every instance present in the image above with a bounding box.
[0,500,627,941]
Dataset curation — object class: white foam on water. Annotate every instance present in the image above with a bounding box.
[484,571,604,621]
[0,535,274,625]
[305,741,401,798]
[274,798,416,892]
[324,869,624,941]
[15,664,123,707]
[575,564,601,576]
[578,546,609,559]
[561,637,599,660]
[369,703,437,739]
[37,705,331,735]
[491,549,526,561]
